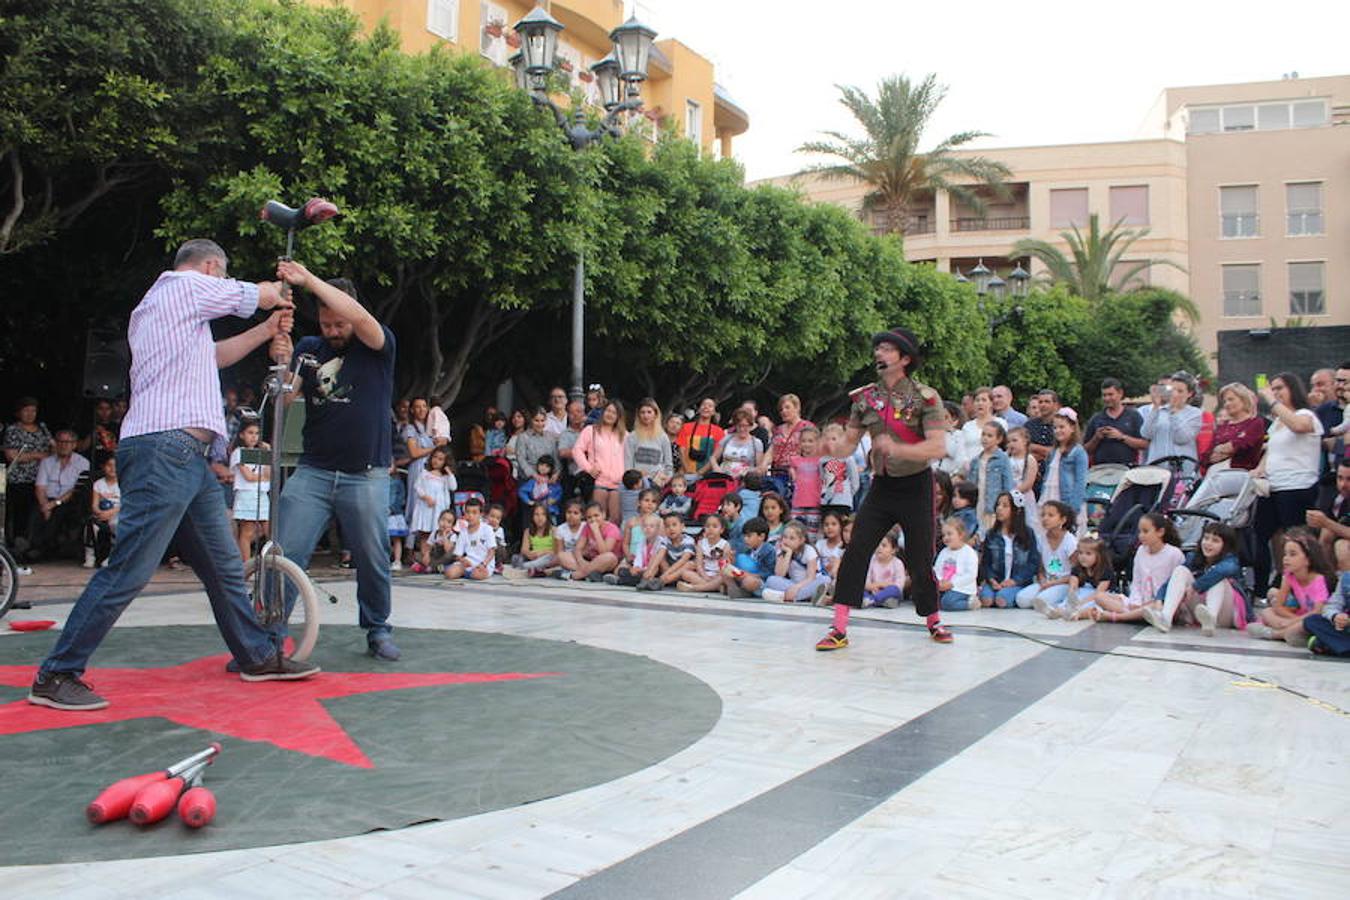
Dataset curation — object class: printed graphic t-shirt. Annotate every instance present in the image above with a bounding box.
[295,325,396,472]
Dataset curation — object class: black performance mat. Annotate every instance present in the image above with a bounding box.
[0,626,721,864]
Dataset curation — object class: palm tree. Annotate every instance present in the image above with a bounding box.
[796,74,1013,236]
[1011,214,1191,310]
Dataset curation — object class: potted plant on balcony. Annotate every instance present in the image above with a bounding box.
[558,58,574,73]
[579,69,594,83]
[484,19,504,39]
[505,29,521,48]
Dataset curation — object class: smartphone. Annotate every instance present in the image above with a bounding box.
[1255,373,1269,390]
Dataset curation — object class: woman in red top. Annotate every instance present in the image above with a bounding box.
[1204,383,1266,471]
[766,393,815,498]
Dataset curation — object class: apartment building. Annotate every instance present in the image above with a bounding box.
[318,1,749,157]
[760,75,1349,357]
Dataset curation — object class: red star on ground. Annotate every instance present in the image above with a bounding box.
[0,656,558,768]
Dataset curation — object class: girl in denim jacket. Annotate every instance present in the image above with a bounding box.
[1143,522,1248,635]
[978,492,1040,608]
[968,421,1014,537]
[1041,409,1088,530]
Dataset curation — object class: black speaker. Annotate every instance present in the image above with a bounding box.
[82,329,130,399]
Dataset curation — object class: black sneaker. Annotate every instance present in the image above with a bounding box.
[28,672,109,711]
[368,635,401,661]
[239,652,321,682]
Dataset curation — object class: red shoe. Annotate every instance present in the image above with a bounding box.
[815,629,849,651]
[928,622,954,643]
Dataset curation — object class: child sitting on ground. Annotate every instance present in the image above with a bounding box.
[1247,528,1335,643]
[759,491,789,545]
[678,513,732,593]
[1017,501,1078,612]
[638,512,696,591]
[1092,513,1184,622]
[657,474,693,521]
[1062,537,1116,621]
[977,493,1039,609]
[1141,522,1247,634]
[573,502,622,582]
[618,487,660,572]
[444,498,496,581]
[762,521,832,604]
[934,517,981,611]
[862,532,907,609]
[486,503,509,573]
[506,502,556,578]
[722,516,776,599]
[814,510,848,581]
[552,500,585,580]
[606,513,663,586]
[418,508,458,574]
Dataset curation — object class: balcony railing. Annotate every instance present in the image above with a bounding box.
[870,217,934,236]
[952,216,1030,232]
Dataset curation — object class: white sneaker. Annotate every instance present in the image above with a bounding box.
[1245,623,1274,639]
[501,566,527,581]
[761,589,786,603]
[82,548,96,569]
[390,559,403,571]
[1194,604,1216,636]
[811,583,833,607]
[1142,605,1170,633]
[16,565,33,576]
[1033,596,1059,618]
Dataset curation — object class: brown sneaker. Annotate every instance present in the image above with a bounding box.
[28,671,109,711]
[239,652,321,682]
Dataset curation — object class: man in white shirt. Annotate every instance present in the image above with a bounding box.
[27,430,89,562]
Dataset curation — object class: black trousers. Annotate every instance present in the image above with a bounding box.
[833,470,937,615]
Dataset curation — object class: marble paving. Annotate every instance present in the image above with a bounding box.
[2,575,1346,899]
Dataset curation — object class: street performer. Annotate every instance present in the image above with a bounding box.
[29,239,320,711]
[815,327,953,650]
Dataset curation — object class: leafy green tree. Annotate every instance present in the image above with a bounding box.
[0,0,225,254]
[796,74,1012,236]
[1010,214,1189,307]
[154,0,586,404]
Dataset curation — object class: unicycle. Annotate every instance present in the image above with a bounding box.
[239,355,322,660]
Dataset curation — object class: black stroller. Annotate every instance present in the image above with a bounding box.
[1091,457,1195,589]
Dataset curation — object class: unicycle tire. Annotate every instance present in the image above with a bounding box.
[0,545,19,619]
[244,554,321,661]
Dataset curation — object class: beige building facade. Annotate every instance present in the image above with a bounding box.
[761,75,1350,358]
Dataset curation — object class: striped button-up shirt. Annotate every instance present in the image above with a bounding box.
[119,270,259,444]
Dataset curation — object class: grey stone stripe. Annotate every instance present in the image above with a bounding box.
[546,625,1136,900]
[1126,637,1348,663]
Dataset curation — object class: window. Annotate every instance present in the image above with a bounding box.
[427,0,458,41]
[1187,108,1219,134]
[1109,186,1149,226]
[1287,182,1324,235]
[1049,188,1089,228]
[1257,104,1290,130]
[1293,101,1327,128]
[479,2,507,65]
[1220,185,1259,238]
[1187,100,1328,134]
[1289,262,1325,315]
[1222,106,1254,132]
[1222,264,1261,317]
[685,100,703,147]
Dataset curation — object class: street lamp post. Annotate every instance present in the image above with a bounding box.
[510,5,657,400]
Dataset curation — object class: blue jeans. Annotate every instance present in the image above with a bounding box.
[979,583,1024,608]
[277,465,391,639]
[41,431,277,675]
[940,589,976,611]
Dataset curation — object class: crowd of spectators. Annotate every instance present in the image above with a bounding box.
[6,362,1348,654]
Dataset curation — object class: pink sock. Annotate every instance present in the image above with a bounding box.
[926,612,941,628]
[833,603,850,633]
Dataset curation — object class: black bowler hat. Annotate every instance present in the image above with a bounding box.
[871,327,923,370]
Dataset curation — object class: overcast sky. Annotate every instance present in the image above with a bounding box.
[636,0,1344,182]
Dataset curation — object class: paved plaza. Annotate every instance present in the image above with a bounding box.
[1,570,1346,899]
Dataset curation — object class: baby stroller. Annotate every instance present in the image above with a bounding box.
[1092,464,1177,586]
[1166,467,1259,553]
[688,473,737,525]
[1083,464,1130,531]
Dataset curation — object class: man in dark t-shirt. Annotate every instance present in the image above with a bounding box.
[272,260,399,661]
[1084,378,1146,466]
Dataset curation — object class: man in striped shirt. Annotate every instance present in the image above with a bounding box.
[29,239,320,712]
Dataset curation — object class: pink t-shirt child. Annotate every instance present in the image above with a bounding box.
[868,556,906,590]
[579,521,621,561]
[1127,544,1185,607]
[1281,571,1330,614]
[790,456,823,508]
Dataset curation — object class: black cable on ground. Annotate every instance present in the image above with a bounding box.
[873,618,1350,719]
